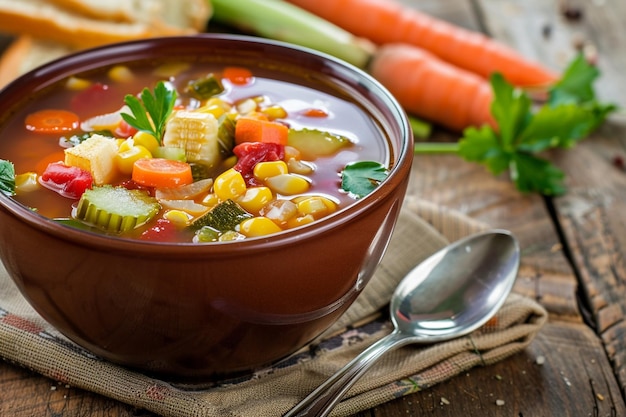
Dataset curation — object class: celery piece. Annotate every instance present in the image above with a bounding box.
[153,146,187,161]
[185,74,224,99]
[210,0,376,69]
[75,185,160,233]
[288,128,352,159]
[191,199,252,231]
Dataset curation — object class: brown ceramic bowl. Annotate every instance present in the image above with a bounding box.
[0,34,413,381]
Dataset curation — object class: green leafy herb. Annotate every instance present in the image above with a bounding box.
[0,159,16,196]
[341,161,388,198]
[122,81,177,145]
[414,54,618,196]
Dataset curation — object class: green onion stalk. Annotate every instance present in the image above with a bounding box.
[208,0,432,138]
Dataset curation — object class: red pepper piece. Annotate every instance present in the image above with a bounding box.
[40,162,93,199]
[233,142,285,187]
[139,219,178,242]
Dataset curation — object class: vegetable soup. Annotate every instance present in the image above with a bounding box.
[0,60,391,243]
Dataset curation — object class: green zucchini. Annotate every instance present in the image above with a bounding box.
[75,185,160,233]
[191,199,252,231]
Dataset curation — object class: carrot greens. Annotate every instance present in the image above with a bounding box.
[122,81,177,145]
[414,55,617,196]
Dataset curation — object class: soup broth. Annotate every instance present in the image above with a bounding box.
[0,60,391,243]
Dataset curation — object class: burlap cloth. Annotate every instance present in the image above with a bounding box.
[0,196,547,416]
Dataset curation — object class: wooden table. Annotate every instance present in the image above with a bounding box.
[2,0,626,415]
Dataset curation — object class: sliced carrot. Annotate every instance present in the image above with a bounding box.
[369,44,496,132]
[301,108,329,118]
[132,158,193,188]
[223,66,254,85]
[288,0,559,87]
[235,117,289,145]
[25,109,80,133]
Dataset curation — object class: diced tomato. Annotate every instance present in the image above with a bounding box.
[233,142,285,186]
[40,162,93,199]
[140,219,178,242]
[114,119,138,138]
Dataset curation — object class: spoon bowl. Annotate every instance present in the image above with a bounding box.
[392,229,519,340]
[285,229,520,417]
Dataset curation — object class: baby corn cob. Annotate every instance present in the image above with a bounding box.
[163,110,220,167]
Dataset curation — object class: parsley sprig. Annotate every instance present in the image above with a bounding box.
[414,54,617,196]
[121,81,177,145]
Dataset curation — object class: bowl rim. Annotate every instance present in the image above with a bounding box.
[0,34,413,255]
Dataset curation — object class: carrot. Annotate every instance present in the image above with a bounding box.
[131,158,193,188]
[235,117,289,145]
[223,66,254,85]
[370,44,496,132]
[25,109,80,133]
[287,0,559,87]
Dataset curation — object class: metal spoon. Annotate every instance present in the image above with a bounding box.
[284,229,520,417]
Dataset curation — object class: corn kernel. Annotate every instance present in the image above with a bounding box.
[196,104,226,119]
[262,105,288,120]
[153,62,190,78]
[253,160,288,181]
[284,145,301,161]
[65,76,92,91]
[296,196,337,218]
[219,230,245,241]
[14,172,39,194]
[214,168,247,201]
[205,97,232,110]
[287,158,314,175]
[239,217,283,237]
[202,193,220,208]
[108,65,134,83]
[265,174,310,195]
[295,196,332,218]
[132,131,159,153]
[163,210,192,227]
[286,214,315,229]
[118,138,134,153]
[236,186,273,215]
[115,145,151,175]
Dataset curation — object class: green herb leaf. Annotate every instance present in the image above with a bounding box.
[510,153,566,196]
[0,159,16,196]
[458,126,510,175]
[341,161,388,198]
[121,81,177,144]
[454,56,619,196]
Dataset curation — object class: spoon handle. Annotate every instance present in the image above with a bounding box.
[283,330,412,417]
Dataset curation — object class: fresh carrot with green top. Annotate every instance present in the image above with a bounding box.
[287,0,559,87]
